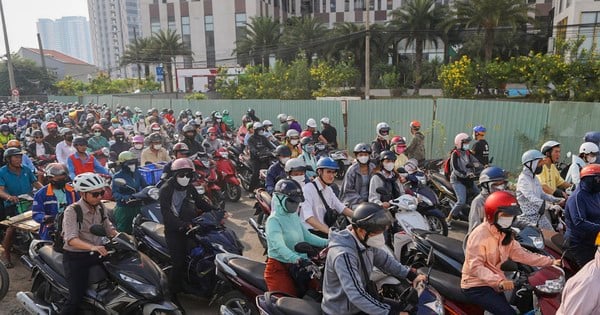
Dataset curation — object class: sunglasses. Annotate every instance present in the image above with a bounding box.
[177,172,193,178]
[88,190,105,198]
[93,130,101,133]
[34,136,43,139]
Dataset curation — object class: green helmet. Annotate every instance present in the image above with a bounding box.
[118,151,136,164]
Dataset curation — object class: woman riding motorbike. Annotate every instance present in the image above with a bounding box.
[368,150,405,209]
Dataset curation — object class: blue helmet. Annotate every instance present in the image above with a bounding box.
[521,150,544,165]
[316,157,339,170]
[479,166,506,185]
[473,125,486,134]
[584,131,600,146]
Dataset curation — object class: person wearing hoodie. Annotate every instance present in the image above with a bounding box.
[564,164,600,267]
[266,145,292,194]
[299,136,318,179]
[565,142,598,186]
[109,129,131,157]
[264,179,328,297]
[111,151,146,233]
[322,202,425,315]
[341,143,376,209]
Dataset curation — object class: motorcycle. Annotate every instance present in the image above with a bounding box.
[401,170,449,236]
[214,148,242,202]
[248,188,272,252]
[428,170,479,222]
[237,150,276,193]
[314,143,351,180]
[193,155,226,210]
[0,194,38,256]
[17,226,182,314]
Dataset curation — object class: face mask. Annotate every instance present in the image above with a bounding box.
[134,144,143,150]
[290,139,299,146]
[291,175,305,186]
[357,156,370,164]
[51,180,67,190]
[383,162,395,172]
[366,233,386,248]
[534,165,543,175]
[258,130,265,136]
[112,123,119,128]
[116,136,124,142]
[587,156,597,164]
[153,144,162,150]
[491,183,506,192]
[305,145,315,153]
[382,135,390,141]
[94,132,101,137]
[216,119,222,123]
[65,135,73,142]
[496,216,514,229]
[127,164,136,173]
[462,144,470,150]
[280,157,290,165]
[182,118,188,123]
[177,176,191,187]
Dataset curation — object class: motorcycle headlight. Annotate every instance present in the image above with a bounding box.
[536,276,565,294]
[530,236,544,249]
[148,188,159,200]
[119,273,158,298]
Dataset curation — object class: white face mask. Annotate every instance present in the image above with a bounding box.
[587,155,597,164]
[153,144,162,150]
[357,156,370,164]
[177,176,191,187]
[366,233,386,248]
[491,183,506,192]
[280,157,290,165]
[291,175,305,186]
[462,144,470,150]
[290,139,299,146]
[496,216,514,229]
[382,135,390,141]
[383,162,395,172]
[258,130,265,136]
[134,144,143,150]
[127,164,136,172]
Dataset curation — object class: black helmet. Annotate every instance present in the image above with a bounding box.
[72,136,87,146]
[247,108,255,116]
[379,150,397,162]
[0,124,9,132]
[3,147,24,162]
[274,179,305,213]
[300,136,314,146]
[32,130,44,138]
[351,202,393,234]
[275,145,292,157]
[148,132,162,143]
[353,143,372,154]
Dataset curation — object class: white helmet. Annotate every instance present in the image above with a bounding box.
[376,122,390,137]
[580,142,599,155]
[277,113,288,123]
[195,111,202,117]
[286,129,299,138]
[285,158,307,173]
[72,172,107,192]
[253,122,263,129]
[320,117,330,125]
[541,140,560,156]
[306,118,317,128]
[454,133,471,148]
[262,120,273,127]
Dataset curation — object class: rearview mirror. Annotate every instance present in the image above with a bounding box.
[90,224,107,237]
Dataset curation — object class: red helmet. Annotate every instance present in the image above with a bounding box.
[91,124,103,131]
[0,118,8,124]
[300,130,312,138]
[410,120,421,129]
[46,122,58,130]
[207,127,218,134]
[171,158,194,171]
[150,123,161,131]
[484,191,522,222]
[581,164,600,179]
[391,136,406,147]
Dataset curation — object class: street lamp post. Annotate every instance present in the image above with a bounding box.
[0,0,17,102]
[365,0,370,100]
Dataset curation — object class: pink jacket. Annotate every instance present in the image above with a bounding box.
[557,250,600,315]
[461,222,554,290]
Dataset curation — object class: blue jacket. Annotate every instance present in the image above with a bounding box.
[266,162,286,194]
[112,168,147,207]
[32,183,79,240]
[565,180,600,250]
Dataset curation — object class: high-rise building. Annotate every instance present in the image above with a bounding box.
[36,16,94,65]
[88,0,141,78]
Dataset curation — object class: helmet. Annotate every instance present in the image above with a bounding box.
[60,128,72,136]
[150,123,161,131]
[454,133,471,148]
[246,122,254,129]
[540,140,560,156]
[171,158,194,172]
[6,139,20,148]
[277,113,288,123]
[376,122,390,137]
[45,163,69,178]
[91,123,103,131]
[132,135,144,143]
[0,124,9,132]
[72,136,87,146]
[300,137,314,146]
[46,122,58,130]
[306,118,317,128]
[262,120,273,127]
[285,158,307,173]
[207,127,218,134]
[275,145,292,157]
[111,117,119,123]
[351,202,393,234]
[379,150,397,162]
[484,191,522,222]
[286,115,295,122]
[222,110,229,115]
[214,112,223,119]
[353,143,372,154]
[182,124,195,133]
[473,125,487,134]
[45,113,53,121]
[320,117,330,125]
[241,115,250,123]
[286,129,299,138]
[274,179,305,204]
[316,157,339,170]
[581,164,600,179]
[3,147,24,161]
[62,118,72,125]
[99,118,110,127]
[32,130,44,138]
[247,108,255,116]
[253,122,263,130]
[4,111,12,116]
[72,172,107,192]
[118,151,137,164]
[584,131,600,145]
[391,136,406,146]
[173,142,190,153]
[113,129,125,136]
[410,120,421,130]
[0,118,8,125]
[29,118,39,125]
[579,142,599,155]
[479,166,507,192]
[195,111,202,117]
[521,150,545,165]
[148,132,162,143]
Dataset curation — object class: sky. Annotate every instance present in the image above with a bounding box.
[0,0,89,54]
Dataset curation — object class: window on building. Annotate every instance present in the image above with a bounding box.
[331,0,336,11]
[168,16,176,31]
[205,15,214,31]
[559,0,563,13]
[579,11,600,53]
[292,0,296,13]
[151,17,160,34]
[355,0,364,9]
[323,0,327,12]
[387,0,392,9]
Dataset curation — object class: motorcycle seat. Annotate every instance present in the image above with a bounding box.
[228,257,267,291]
[430,173,454,194]
[426,268,472,305]
[39,245,108,284]
[141,221,167,248]
[276,297,322,315]
[425,234,465,264]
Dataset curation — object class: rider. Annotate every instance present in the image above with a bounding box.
[129,135,145,163]
[162,142,191,179]
[32,163,79,240]
[44,121,63,147]
[66,136,109,180]
[262,120,277,142]
[284,129,302,158]
[371,122,390,162]
[61,172,117,315]
[56,128,76,165]
[0,124,15,147]
[181,124,204,156]
[299,136,318,179]
[266,145,292,194]
[341,143,376,209]
[405,120,426,166]
[287,115,302,134]
[246,108,260,122]
[6,140,35,171]
[462,191,560,315]
[304,118,321,143]
[28,129,55,158]
[202,127,223,156]
[141,132,171,165]
[391,136,408,170]
[369,150,405,209]
[564,164,600,267]
[112,151,146,233]
[471,125,490,166]
[247,121,275,197]
[87,124,110,151]
[467,166,507,234]
[264,179,328,297]
[285,157,309,187]
[319,117,338,149]
[516,149,564,231]
[222,110,234,130]
[109,129,131,157]
[278,113,289,135]
[322,202,425,315]
[538,140,571,197]
[299,157,353,237]
[446,133,481,224]
[566,142,599,185]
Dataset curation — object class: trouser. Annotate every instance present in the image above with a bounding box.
[165,231,190,296]
[450,180,480,218]
[250,159,270,191]
[264,258,298,297]
[463,286,517,315]
[61,251,103,315]
[114,205,141,234]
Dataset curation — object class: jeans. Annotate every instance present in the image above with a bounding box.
[61,251,103,315]
[450,180,479,218]
[463,286,516,315]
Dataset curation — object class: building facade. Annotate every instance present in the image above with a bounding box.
[552,0,600,53]
[18,48,97,81]
[88,0,142,78]
[36,16,94,65]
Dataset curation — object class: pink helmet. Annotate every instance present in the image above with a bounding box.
[132,135,144,143]
[172,158,194,171]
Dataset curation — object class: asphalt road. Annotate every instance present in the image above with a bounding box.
[0,192,468,314]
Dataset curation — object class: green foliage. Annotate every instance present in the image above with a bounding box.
[439,55,475,98]
[0,55,56,95]
[54,74,161,95]
[185,92,208,100]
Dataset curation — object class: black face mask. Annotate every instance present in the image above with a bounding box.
[65,135,73,141]
[116,136,124,142]
[51,180,67,189]
[534,165,544,175]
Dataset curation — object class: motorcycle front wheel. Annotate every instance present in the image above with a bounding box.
[219,290,257,315]
[335,162,346,180]
[0,261,9,301]
[426,215,449,236]
[225,183,242,202]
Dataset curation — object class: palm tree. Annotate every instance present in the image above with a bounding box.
[234,16,281,68]
[152,29,192,93]
[281,16,329,62]
[452,0,532,61]
[120,37,156,80]
[389,0,448,95]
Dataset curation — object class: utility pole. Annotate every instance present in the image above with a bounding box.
[37,33,47,73]
[0,0,17,102]
[365,0,370,100]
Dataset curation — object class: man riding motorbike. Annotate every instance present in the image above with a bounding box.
[341,143,376,210]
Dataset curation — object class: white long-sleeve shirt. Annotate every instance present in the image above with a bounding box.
[299,179,345,230]
[56,140,76,165]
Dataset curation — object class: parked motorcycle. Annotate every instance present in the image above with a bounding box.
[17,226,181,314]
[314,143,351,180]
[214,148,242,202]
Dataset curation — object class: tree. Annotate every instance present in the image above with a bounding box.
[452,0,532,61]
[389,0,448,94]
[0,55,56,95]
[281,17,328,62]
[152,29,192,92]
[234,17,281,68]
[121,37,157,80]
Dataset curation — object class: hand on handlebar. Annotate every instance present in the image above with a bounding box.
[7,195,19,204]
[553,259,562,267]
[499,280,514,291]
[466,173,477,179]
[412,274,428,287]
[382,202,391,209]
[91,245,109,256]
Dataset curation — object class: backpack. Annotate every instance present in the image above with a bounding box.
[442,149,469,180]
[53,203,106,252]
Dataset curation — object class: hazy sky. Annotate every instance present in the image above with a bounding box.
[0,0,89,54]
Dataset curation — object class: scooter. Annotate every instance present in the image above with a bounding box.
[214,148,242,202]
[248,188,272,252]
[402,170,449,236]
[428,171,478,221]
[193,155,226,210]
[17,226,181,314]
[314,143,351,180]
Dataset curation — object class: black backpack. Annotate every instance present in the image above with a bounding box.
[53,203,106,252]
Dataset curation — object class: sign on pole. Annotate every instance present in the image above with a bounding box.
[156,66,164,82]
[11,88,19,96]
